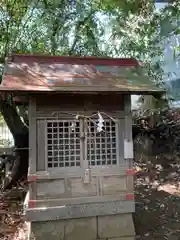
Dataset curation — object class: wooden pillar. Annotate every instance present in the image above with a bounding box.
[28,98,37,202]
[124,95,133,160]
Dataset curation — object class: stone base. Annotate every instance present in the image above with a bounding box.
[28,214,135,240]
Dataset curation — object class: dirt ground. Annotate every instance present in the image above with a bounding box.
[0,187,26,240]
[1,158,180,239]
[0,199,24,240]
[134,157,180,240]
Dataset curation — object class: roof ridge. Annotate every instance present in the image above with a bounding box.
[7,53,139,67]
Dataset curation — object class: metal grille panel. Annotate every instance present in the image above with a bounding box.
[46,120,81,168]
[86,119,117,166]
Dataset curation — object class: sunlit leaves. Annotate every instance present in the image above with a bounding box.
[0,0,179,81]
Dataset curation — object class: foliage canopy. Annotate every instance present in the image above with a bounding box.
[0,0,180,124]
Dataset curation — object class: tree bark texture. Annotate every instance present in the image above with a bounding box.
[0,97,29,190]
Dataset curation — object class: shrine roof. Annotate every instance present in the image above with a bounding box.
[0,53,165,95]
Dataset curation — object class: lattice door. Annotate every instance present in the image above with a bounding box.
[86,119,117,166]
[46,118,118,177]
[46,120,81,169]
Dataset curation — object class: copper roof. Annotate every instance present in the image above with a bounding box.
[0,53,165,94]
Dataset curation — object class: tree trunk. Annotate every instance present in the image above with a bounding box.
[0,97,29,190]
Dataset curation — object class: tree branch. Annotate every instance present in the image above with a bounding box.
[68,9,97,55]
